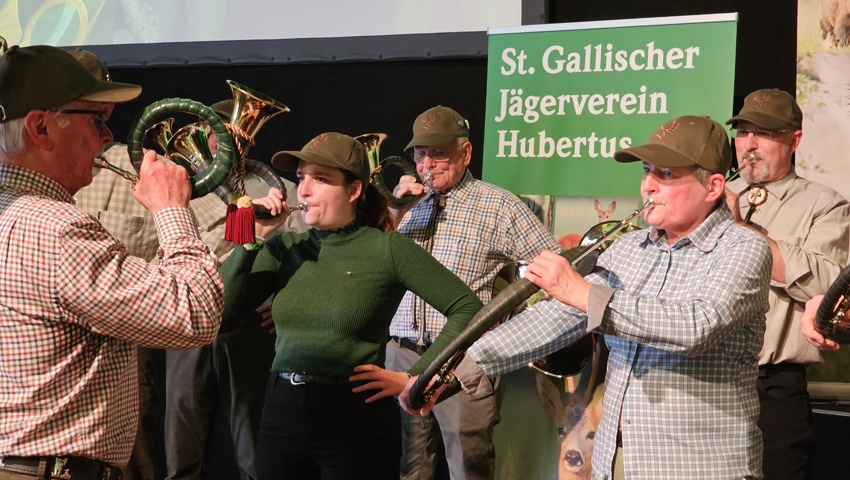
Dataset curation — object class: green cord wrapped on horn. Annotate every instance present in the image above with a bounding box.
[127,98,235,199]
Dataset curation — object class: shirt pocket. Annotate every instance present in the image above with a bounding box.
[97,210,159,262]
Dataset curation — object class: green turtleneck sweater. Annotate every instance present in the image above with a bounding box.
[220,221,482,376]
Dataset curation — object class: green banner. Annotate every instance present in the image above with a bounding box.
[482,15,738,196]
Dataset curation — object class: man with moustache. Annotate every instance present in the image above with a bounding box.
[725,88,850,480]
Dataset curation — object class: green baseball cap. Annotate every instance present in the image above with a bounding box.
[0,44,141,123]
[725,88,802,131]
[404,105,470,150]
[614,115,731,175]
[210,99,234,122]
[68,48,110,82]
[272,132,370,187]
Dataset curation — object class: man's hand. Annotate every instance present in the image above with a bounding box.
[133,150,191,213]
[524,250,590,312]
[349,365,410,403]
[398,374,445,416]
[801,295,839,351]
[389,174,429,225]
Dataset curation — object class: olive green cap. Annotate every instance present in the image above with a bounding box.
[68,48,110,82]
[404,105,470,150]
[272,132,369,186]
[0,45,141,123]
[725,88,802,131]
[614,115,731,175]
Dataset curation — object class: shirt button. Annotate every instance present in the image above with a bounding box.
[623,419,630,425]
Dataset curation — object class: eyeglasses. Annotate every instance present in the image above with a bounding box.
[735,128,793,141]
[62,109,109,131]
[410,143,466,164]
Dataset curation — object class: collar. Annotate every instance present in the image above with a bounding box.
[430,169,476,204]
[309,218,363,241]
[732,167,797,202]
[0,163,75,204]
[646,203,734,252]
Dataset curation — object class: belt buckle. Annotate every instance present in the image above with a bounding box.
[102,464,120,480]
[415,339,429,355]
[52,457,71,479]
[290,373,306,385]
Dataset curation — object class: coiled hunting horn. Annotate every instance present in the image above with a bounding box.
[116,80,288,209]
[406,198,655,410]
[815,264,850,344]
[355,133,422,209]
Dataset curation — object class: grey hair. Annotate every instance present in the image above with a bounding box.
[0,108,70,156]
[692,165,727,205]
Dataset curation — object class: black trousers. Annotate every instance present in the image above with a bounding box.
[164,327,275,480]
[757,363,813,480]
[255,376,401,480]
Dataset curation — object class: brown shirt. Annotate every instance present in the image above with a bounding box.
[731,168,850,365]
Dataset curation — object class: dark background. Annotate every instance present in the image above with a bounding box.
[97,1,814,478]
[105,0,796,184]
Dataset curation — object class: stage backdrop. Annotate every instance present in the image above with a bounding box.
[482,14,738,197]
[797,0,850,397]
[485,14,739,480]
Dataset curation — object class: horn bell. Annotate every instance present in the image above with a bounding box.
[226,80,290,143]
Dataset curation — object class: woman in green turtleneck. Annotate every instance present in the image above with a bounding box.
[220,132,482,480]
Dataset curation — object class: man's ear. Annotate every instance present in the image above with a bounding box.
[23,111,54,150]
[461,141,472,167]
[706,173,725,203]
[788,130,802,153]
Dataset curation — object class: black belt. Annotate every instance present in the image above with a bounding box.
[390,336,431,355]
[758,362,806,378]
[273,372,354,386]
[0,456,121,480]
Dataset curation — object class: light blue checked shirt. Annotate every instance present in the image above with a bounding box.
[389,170,561,343]
[461,205,772,480]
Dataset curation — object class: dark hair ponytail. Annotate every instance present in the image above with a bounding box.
[359,183,395,232]
[342,170,395,232]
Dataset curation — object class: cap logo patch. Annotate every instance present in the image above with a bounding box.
[655,120,680,139]
[307,133,329,149]
[421,113,436,130]
[751,93,772,109]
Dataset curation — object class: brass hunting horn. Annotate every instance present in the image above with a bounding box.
[165,121,288,218]
[355,133,421,208]
[815,265,850,344]
[406,198,655,410]
[123,80,289,200]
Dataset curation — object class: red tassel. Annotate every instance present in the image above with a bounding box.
[224,196,256,245]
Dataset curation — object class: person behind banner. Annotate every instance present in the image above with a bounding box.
[724,88,850,480]
[68,48,244,480]
[162,99,306,480]
[0,45,224,479]
[218,132,483,480]
[403,115,772,480]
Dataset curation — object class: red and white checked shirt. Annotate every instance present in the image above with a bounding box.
[0,164,224,466]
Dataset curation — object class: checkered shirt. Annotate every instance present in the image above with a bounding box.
[467,205,771,479]
[389,170,561,342]
[0,163,223,466]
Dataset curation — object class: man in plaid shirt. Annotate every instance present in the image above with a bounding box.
[405,115,772,480]
[0,45,223,479]
[374,105,561,480]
